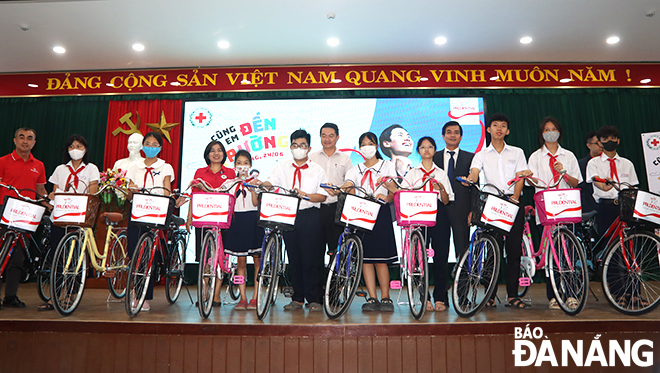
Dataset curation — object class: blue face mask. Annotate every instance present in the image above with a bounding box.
[142,146,161,158]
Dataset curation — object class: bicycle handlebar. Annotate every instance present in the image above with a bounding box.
[320,183,386,204]
[243,183,310,201]
[591,177,635,192]
[0,182,48,204]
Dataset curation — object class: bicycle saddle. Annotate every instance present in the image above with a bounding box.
[581,210,597,222]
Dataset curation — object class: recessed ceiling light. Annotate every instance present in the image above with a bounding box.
[53,46,66,54]
[27,84,38,88]
[560,78,571,83]
[105,83,114,87]
[434,37,447,45]
[170,82,181,86]
[241,79,251,84]
[132,43,145,51]
[327,38,339,47]
[217,41,230,49]
[520,37,532,44]
[606,36,620,44]
[419,77,429,81]
[641,78,651,84]
[331,79,342,83]
[490,76,499,81]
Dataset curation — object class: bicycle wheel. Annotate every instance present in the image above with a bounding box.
[601,231,660,315]
[452,233,500,318]
[198,230,218,319]
[227,255,240,301]
[548,227,588,316]
[125,233,154,317]
[51,231,88,316]
[256,232,280,320]
[324,234,363,319]
[106,231,129,299]
[37,246,53,302]
[407,230,428,319]
[165,234,186,304]
[0,232,16,279]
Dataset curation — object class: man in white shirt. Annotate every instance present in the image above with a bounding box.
[262,129,329,312]
[467,113,531,309]
[309,123,353,258]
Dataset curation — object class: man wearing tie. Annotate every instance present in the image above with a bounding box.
[432,121,475,259]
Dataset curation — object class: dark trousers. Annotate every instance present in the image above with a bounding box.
[127,225,158,300]
[0,225,24,299]
[493,208,525,299]
[596,200,619,238]
[429,205,451,304]
[283,207,323,304]
[319,203,343,253]
[447,202,471,260]
[194,227,213,262]
[535,224,554,301]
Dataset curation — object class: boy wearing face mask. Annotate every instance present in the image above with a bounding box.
[261,129,329,312]
[586,125,639,236]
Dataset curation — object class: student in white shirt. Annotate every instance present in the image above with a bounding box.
[403,137,452,312]
[467,113,531,309]
[340,132,398,312]
[527,117,582,309]
[261,129,328,312]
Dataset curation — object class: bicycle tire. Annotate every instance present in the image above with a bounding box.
[165,234,186,304]
[106,231,129,299]
[601,231,660,315]
[407,229,428,320]
[256,232,280,320]
[548,227,588,316]
[37,246,53,302]
[324,234,363,320]
[228,255,240,301]
[0,232,16,279]
[50,231,87,316]
[452,232,500,318]
[125,233,154,317]
[198,230,218,319]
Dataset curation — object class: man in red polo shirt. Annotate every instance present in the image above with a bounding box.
[0,127,47,309]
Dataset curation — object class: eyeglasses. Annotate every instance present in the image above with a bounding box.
[290,144,309,150]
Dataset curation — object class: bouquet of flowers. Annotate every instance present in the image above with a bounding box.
[99,168,129,207]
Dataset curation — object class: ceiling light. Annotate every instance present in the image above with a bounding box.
[520,37,532,44]
[27,84,38,88]
[331,79,342,83]
[170,82,181,86]
[641,79,651,84]
[241,79,251,84]
[327,38,339,47]
[434,37,447,45]
[560,78,571,83]
[419,77,429,81]
[53,46,66,54]
[217,41,230,49]
[606,36,620,44]
[105,83,114,87]
[490,76,499,81]
[132,43,145,51]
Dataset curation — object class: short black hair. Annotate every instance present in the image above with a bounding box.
[320,123,339,136]
[359,132,383,160]
[203,140,227,165]
[290,129,311,145]
[15,127,36,139]
[416,137,437,152]
[234,149,252,166]
[597,126,620,140]
[143,131,164,147]
[538,116,563,147]
[62,134,90,164]
[249,169,260,176]
[379,124,404,158]
[585,131,598,143]
[442,121,463,136]
[487,113,510,128]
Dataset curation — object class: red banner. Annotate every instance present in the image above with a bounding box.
[1,63,658,97]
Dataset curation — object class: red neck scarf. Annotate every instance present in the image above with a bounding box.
[143,167,155,188]
[421,167,436,191]
[292,163,309,190]
[361,169,375,191]
[607,158,619,184]
[548,153,561,183]
[65,164,85,190]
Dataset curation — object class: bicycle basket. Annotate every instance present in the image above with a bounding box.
[471,192,519,234]
[533,188,582,226]
[257,192,300,232]
[52,193,101,228]
[335,193,381,233]
[129,193,175,230]
[191,192,236,229]
[619,189,660,228]
[1,196,47,233]
[393,190,438,227]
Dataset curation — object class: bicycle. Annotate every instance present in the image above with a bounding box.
[591,177,660,315]
[319,183,384,319]
[0,182,52,302]
[125,187,189,317]
[245,183,305,320]
[512,175,588,316]
[49,184,131,316]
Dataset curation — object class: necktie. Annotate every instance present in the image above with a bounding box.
[143,167,154,188]
[65,165,86,190]
[422,167,435,191]
[361,169,375,192]
[548,153,561,183]
[447,151,455,182]
[292,163,309,190]
[608,158,619,184]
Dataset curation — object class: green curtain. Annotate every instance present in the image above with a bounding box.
[1,88,658,190]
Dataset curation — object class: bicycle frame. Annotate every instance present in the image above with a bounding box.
[0,232,31,274]
[61,225,127,274]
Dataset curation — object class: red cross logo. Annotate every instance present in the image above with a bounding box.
[651,138,660,147]
[195,112,207,123]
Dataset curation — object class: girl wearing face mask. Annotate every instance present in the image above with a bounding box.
[527,117,582,309]
[38,135,100,311]
[340,132,398,312]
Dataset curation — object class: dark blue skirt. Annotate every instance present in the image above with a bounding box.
[224,210,264,256]
[359,203,398,264]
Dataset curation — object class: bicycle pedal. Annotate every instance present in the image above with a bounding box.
[426,248,434,258]
[356,290,367,297]
[232,275,245,285]
[282,286,294,297]
[390,280,402,290]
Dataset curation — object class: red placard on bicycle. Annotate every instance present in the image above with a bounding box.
[533,189,582,226]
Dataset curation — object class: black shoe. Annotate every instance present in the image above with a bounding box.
[3,296,26,308]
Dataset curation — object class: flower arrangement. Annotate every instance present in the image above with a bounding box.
[99,168,129,207]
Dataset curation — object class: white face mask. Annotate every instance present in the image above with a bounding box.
[291,148,308,160]
[542,131,560,143]
[236,165,250,175]
[360,145,377,160]
[69,149,85,161]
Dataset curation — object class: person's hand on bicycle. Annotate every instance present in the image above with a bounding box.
[324,183,341,196]
[516,169,534,178]
[293,188,307,199]
[175,196,188,208]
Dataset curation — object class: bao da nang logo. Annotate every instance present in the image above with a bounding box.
[512,324,653,368]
